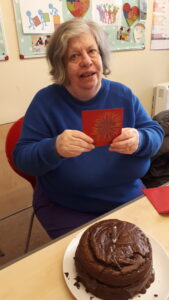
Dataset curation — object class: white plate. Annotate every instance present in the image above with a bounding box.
[63,231,169,300]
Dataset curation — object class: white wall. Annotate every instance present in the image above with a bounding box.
[0,0,169,124]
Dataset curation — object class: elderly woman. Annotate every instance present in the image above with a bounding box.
[13,18,164,239]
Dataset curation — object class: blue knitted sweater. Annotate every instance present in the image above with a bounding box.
[13,79,164,212]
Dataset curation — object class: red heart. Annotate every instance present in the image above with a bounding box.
[123,3,139,26]
[66,0,89,18]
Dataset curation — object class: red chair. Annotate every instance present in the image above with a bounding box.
[5,117,36,253]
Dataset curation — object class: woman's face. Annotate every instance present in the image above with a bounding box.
[64,32,103,101]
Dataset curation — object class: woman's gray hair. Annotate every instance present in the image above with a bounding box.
[46,18,111,85]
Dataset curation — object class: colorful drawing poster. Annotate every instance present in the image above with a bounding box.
[151,0,169,50]
[92,0,122,26]
[66,0,90,18]
[13,0,147,58]
[19,0,63,34]
[92,0,146,51]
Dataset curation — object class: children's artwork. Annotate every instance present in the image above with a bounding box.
[82,108,123,147]
[92,0,146,51]
[19,0,62,34]
[66,0,90,18]
[133,22,145,43]
[93,0,121,26]
[123,3,139,26]
[0,9,9,61]
[13,0,62,58]
[117,26,131,41]
[12,0,147,58]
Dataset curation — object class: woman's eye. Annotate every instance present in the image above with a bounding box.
[70,53,80,61]
[88,49,98,56]
[89,49,96,53]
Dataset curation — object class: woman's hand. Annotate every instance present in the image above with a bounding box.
[109,128,139,154]
[56,130,95,158]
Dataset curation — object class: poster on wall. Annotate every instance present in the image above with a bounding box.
[0,9,9,61]
[12,0,147,59]
[19,0,63,34]
[151,0,169,50]
[13,0,63,58]
[92,0,147,51]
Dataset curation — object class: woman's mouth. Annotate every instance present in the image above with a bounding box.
[80,72,96,78]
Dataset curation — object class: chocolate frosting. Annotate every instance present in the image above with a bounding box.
[75,219,155,300]
[91,220,149,269]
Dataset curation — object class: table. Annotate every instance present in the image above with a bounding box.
[0,194,169,300]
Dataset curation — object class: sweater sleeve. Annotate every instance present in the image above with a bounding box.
[13,90,67,176]
[130,91,164,157]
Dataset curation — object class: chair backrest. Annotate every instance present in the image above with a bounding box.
[5,117,36,189]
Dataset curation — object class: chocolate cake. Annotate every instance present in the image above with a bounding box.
[75,219,155,300]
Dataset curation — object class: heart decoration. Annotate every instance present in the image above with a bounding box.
[123,3,139,26]
[66,0,90,18]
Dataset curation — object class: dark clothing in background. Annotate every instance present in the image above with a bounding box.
[142,110,169,187]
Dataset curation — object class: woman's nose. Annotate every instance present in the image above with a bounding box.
[79,52,92,66]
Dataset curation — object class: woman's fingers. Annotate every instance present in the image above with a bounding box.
[109,128,139,154]
[56,130,95,157]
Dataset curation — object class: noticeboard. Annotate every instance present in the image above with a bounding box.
[12,0,147,59]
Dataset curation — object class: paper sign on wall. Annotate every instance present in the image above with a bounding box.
[19,0,62,34]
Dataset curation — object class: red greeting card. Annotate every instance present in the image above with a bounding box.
[82,108,123,147]
[143,186,169,213]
